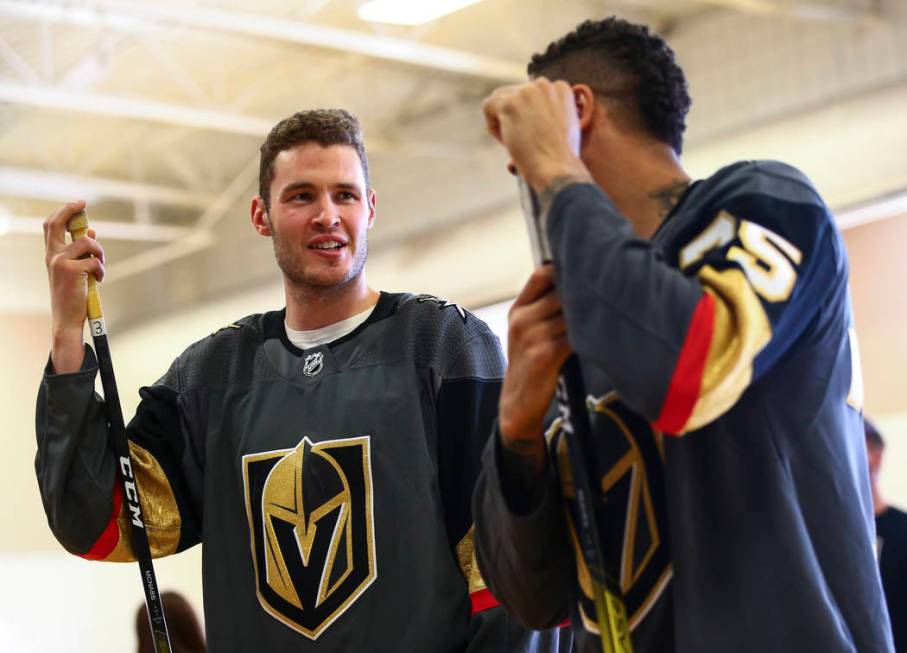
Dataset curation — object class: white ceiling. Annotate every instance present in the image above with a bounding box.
[1,0,905,327]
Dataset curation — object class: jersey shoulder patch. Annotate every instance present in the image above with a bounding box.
[413,293,469,323]
[390,293,500,376]
[211,322,242,337]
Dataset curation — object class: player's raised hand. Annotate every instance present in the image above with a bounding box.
[44,200,105,373]
[498,265,572,470]
[482,77,589,192]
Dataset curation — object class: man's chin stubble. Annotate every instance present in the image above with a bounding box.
[273,240,368,297]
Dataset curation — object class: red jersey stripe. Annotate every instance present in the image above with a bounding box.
[470,587,500,614]
[81,480,122,560]
[653,292,715,435]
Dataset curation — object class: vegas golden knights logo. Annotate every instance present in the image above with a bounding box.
[242,436,376,639]
[552,393,672,633]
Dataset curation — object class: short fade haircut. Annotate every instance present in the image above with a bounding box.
[865,417,885,450]
[528,17,691,154]
[258,108,370,207]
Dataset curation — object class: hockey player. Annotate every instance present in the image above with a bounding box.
[866,419,907,652]
[474,16,893,653]
[37,109,570,652]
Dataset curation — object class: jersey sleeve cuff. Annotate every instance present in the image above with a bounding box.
[43,344,97,379]
[485,425,561,530]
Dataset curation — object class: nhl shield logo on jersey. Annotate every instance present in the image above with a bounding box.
[303,352,324,377]
[242,436,376,639]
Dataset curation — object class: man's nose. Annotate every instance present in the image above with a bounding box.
[312,197,341,227]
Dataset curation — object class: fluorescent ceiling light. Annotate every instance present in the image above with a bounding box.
[358,0,482,25]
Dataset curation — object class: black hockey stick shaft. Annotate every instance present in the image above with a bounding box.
[66,211,172,653]
[518,179,632,653]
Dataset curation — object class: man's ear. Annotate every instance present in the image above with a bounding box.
[573,84,597,131]
[366,188,377,229]
[251,196,271,236]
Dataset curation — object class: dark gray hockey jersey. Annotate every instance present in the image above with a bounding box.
[474,162,893,652]
[36,291,572,652]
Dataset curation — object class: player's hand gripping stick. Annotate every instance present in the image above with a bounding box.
[517,178,633,653]
[66,211,173,653]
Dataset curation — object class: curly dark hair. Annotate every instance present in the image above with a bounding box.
[865,417,884,449]
[528,17,691,154]
[258,108,369,208]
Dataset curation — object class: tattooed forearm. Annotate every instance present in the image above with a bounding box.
[649,178,690,219]
[498,435,548,515]
[539,173,594,222]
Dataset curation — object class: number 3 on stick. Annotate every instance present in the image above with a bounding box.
[66,211,173,653]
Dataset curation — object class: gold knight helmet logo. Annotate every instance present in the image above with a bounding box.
[551,393,671,635]
[242,436,376,639]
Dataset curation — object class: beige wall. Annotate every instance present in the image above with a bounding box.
[0,312,205,651]
[844,214,907,416]
[2,312,60,552]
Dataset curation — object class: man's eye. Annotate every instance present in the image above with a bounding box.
[337,191,357,201]
[290,192,313,202]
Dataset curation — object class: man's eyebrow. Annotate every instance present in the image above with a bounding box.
[280,181,315,194]
[280,181,363,194]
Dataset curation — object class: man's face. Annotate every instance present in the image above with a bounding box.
[866,440,883,482]
[258,143,375,292]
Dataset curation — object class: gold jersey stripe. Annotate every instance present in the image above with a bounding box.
[103,441,182,562]
[680,265,772,433]
[455,526,488,595]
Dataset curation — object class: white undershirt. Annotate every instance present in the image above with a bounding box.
[284,302,377,350]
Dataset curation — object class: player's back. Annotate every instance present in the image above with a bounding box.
[657,161,888,651]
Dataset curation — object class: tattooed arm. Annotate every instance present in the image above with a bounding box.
[471,269,575,630]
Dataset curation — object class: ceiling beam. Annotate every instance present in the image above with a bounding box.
[835,190,907,230]
[0,0,525,82]
[103,0,525,82]
[3,215,195,241]
[0,82,273,137]
[0,82,487,156]
[700,0,878,22]
[104,155,260,282]
[0,34,42,83]
[0,0,152,33]
[0,165,215,208]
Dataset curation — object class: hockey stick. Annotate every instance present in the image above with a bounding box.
[66,211,172,653]
[517,178,632,653]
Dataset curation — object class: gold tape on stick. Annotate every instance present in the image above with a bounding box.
[155,631,171,653]
[591,582,633,653]
[605,587,633,653]
[65,210,105,326]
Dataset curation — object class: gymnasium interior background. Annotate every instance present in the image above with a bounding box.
[1,0,906,649]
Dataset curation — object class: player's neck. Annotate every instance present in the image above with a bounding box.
[592,139,690,241]
[284,275,379,331]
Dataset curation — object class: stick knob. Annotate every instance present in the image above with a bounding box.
[65,210,104,322]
